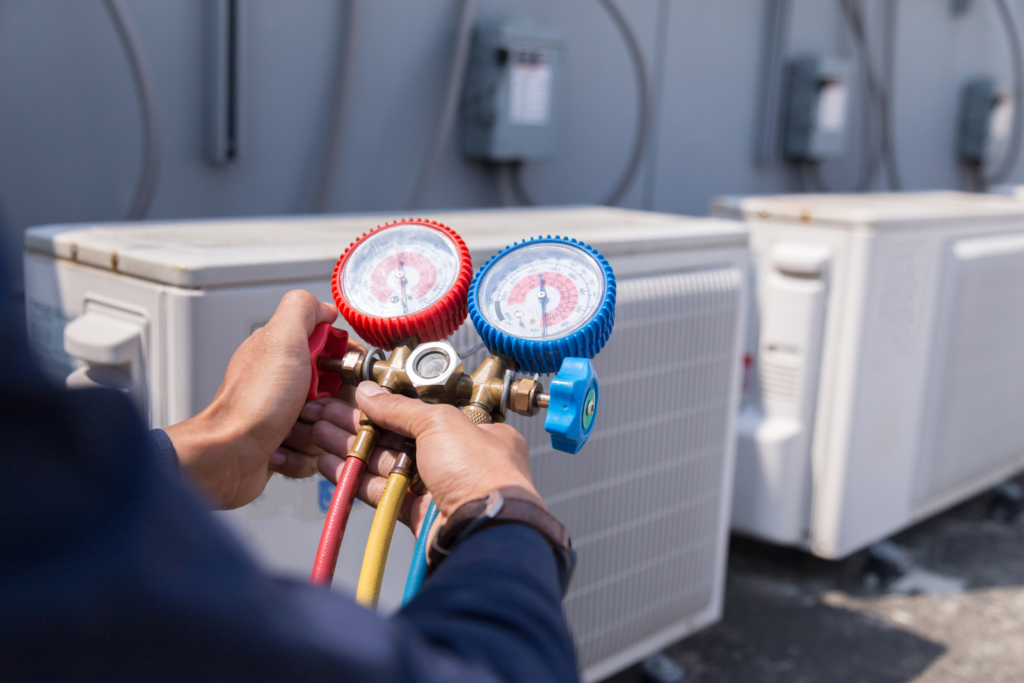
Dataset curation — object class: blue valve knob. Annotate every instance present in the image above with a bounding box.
[544,357,599,454]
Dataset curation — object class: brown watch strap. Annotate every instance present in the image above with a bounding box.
[430,490,570,565]
[491,497,571,549]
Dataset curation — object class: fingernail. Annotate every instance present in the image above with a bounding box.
[357,381,386,397]
[269,451,286,466]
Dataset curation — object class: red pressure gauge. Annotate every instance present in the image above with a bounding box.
[332,219,473,349]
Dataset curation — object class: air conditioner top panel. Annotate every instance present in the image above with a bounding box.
[711,191,1024,232]
[25,206,746,289]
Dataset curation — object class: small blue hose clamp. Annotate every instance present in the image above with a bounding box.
[545,357,599,454]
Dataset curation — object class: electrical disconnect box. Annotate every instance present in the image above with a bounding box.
[957,78,1013,164]
[459,22,564,162]
[783,56,855,161]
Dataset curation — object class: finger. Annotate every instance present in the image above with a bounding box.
[269,447,320,479]
[281,421,325,455]
[354,381,465,439]
[310,420,357,457]
[406,493,432,536]
[356,471,390,508]
[312,425,400,479]
[299,397,335,424]
[337,384,357,404]
[317,399,362,434]
[364,444,401,479]
[354,473,420,534]
[317,452,345,485]
[269,289,338,338]
[309,406,404,456]
[398,491,431,534]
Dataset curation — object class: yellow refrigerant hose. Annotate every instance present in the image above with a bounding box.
[355,445,414,608]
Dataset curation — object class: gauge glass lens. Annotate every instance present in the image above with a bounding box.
[341,225,459,317]
[479,243,606,340]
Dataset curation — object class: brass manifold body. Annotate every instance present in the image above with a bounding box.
[317,337,551,463]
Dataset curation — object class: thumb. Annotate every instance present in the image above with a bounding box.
[355,381,440,440]
[267,290,338,337]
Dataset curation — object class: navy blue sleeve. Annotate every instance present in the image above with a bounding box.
[149,427,179,476]
[0,326,578,681]
[400,525,579,681]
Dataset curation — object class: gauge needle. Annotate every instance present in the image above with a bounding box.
[538,273,547,336]
[398,258,409,315]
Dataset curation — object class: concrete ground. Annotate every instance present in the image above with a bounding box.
[605,477,1024,683]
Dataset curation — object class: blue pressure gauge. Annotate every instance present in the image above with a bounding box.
[469,236,616,454]
[468,236,616,374]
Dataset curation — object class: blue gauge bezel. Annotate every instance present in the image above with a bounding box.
[468,236,616,375]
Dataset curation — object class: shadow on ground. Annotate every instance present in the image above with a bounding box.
[604,475,1024,683]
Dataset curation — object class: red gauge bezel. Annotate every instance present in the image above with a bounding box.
[331,218,473,350]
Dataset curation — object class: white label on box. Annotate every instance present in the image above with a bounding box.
[509,48,552,126]
[990,95,1014,142]
[817,82,848,133]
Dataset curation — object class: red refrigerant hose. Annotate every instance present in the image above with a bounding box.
[310,455,367,585]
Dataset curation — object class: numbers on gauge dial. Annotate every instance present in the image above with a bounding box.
[480,243,606,340]
[341,225,458,317]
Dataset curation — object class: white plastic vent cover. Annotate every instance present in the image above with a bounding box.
[916,233,1024,506]
[451,266,744,679]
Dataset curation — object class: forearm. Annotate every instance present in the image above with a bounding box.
[398,524,579,683]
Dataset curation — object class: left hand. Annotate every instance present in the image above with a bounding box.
[164,290,348,509]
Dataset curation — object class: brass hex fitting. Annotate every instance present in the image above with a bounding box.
[373,339,417,395]
[340,350,366,386]
[465,356,513,421]
[508,378,542,416]
[404,341,464,402]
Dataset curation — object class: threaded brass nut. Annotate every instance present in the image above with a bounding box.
[509,378,541,416]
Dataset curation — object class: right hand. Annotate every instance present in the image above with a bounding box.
[305,381,544,537]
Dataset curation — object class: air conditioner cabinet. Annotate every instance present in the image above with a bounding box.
[25,206,748,682]
[714,191,1024,559]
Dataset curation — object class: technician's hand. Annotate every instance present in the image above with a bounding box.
[309,382,544,538]
[164,290,341,509]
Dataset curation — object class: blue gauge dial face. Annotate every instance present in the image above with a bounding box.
[478,243,606,340]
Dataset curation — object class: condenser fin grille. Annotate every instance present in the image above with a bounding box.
[919,235,1024,504]
[450,266,743,670]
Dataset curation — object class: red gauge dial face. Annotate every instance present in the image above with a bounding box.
[368,251,438,307]
[341,224,459,318]
[332,219,473,350]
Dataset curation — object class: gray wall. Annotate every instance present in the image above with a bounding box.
[1,0,1021,244]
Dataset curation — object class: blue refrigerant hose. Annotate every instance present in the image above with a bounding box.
[402,500,440,605]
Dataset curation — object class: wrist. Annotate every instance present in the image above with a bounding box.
[440,478,544,518]
[428,489,576,597]
[164,408,250,507]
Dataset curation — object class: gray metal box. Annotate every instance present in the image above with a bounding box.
[783,56,855,161]
[958,78,998,164]
[459,22,564,162]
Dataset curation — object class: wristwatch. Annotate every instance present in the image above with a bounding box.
[428,489,577,598]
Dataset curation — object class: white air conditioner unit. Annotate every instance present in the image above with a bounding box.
[713,191,1024,560]
[24,206,748,682]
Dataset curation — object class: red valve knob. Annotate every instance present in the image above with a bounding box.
[331,219,473,350]
[308,322,349,400]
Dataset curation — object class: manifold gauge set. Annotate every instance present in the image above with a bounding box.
[304,218,616,607]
